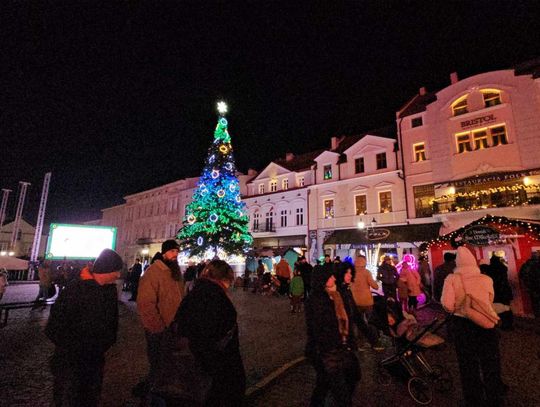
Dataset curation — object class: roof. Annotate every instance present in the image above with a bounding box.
[514,57,540,79]
[273,149,325,172]
[324,223,442,245]
[398,92,438,119]
[333,125,397,154]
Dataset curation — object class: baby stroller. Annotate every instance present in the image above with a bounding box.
[373,296,452,405]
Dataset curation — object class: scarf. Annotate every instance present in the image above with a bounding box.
[325,286,349,342]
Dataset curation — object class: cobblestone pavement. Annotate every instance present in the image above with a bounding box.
[2,283,540,407]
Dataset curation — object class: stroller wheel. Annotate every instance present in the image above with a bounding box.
[407,376,432,405]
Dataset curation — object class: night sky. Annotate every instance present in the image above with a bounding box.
[2,1,539,226]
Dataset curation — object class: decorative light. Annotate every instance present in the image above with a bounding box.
[187,214,196,224]
[217,101,228,115]
[236,209,243,217]
[217,189,225,198]
[8,251,15,256]
[225,162,233,171]
[209,213,219,222]
[357,221,365,229]
[229,183,237,192]
[209,155,215,163]
[197,236,204,246]
[0,251,7,256]
[211,169,220,179]
[219,145,229,154]
[236,195,241,202]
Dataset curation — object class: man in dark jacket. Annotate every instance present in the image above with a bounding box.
[377,256,399,299]
[296,256,313,298]
[433,252,456,302]
[520,251,540,319]
[128,258,143,301]
[45,248,122,407]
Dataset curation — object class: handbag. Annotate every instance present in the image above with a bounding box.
[456,274,500,329]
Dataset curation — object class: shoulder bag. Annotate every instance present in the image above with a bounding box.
[456,274,500,329]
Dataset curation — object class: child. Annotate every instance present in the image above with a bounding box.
[289,269,304,313]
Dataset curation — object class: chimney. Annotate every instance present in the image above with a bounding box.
[450,72,459,84]
[285,152,294,161]
[331,136,341,150]
[419,86,426,96]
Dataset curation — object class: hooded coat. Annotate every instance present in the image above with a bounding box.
[441,247,494,317]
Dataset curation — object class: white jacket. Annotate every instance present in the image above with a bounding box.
[441,246,494,317]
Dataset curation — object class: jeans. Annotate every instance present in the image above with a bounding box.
[451,316,503,407]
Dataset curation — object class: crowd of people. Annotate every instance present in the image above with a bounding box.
[33,243,540,406]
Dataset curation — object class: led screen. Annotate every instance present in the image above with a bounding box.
[45,223,117,260]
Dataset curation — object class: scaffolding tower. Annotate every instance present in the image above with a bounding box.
[10,182,31,251]
[30,173,51,264]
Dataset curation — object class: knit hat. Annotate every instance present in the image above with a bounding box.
[161,239,180,254]
[93,249,123,274]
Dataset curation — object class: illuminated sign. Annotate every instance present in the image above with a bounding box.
[45,224,117,260]
[455,225,502,247]
[367,228,391,241]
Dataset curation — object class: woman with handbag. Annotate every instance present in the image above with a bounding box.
[174,259,245,407]
[441,246,505,407]
[305,263,360,406]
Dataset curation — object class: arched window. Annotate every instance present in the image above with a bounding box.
[481,89,502,108]
[451,95,468,116]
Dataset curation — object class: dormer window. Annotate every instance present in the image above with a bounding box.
[376,153,387,170]
[270,180,277,192]
[452,96,468,116]
[482,89,502,108]
[297,176,305,187]
[282,178,289,190]
[258,184,265,194]
[323,165,333,180]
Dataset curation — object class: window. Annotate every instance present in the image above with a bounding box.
[379,191,393,213]
[270,180,277,192]
[280,210,288,227]
[298,177,305,187]
[411,117,423,128]
[413,184,435,217]
[491,125,508,146]
[323,165,332,180]
[473,130,489,150]
[324,199,334,219]
[253,213,260,230]
[376,153,387,170]
[265,211,274,231]
[355,195,367,215]
[354,157,365,174]
[296,208,304,225]
[482,90,502,108]
[452,96,468,116]
[282,178,289,190]
[413,143,426,162]
[258,184,265,194]
[456,133,472,153]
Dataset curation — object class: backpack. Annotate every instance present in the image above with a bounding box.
[456,274,500,329]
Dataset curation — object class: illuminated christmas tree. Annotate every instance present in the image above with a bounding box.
[178,102,253,258]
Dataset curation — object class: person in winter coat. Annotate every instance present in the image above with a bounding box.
[484,254,514,330]
[519,251,540,318]
[136,240,184,395]
[175,259,245,406]
[274,257,292,295]
[289,269,305,313]
[45,249,122,407]
[377,256,399,300]
[183,260,198,294]
[305,262,360,406]
[128,258,143,301]
[296,256,313,298]
[350,255,380,349]
[34,261,53,305]
[441,246,505,407]
[433,252,456,302]
[418,256,432,302]
[404,262,422,314]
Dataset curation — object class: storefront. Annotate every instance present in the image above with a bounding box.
[427,215,540,317]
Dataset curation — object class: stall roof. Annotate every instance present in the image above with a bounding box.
[324,223,442,245]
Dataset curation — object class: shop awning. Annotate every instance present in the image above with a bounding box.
[252,235,306,248]
[324,223,442,245]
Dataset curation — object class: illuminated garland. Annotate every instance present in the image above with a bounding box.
[433,183,540,201]
[177,103,253,257]
[426,215,540,249]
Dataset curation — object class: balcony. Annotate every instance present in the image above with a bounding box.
[252,223,276,233]
[431,190,540,214]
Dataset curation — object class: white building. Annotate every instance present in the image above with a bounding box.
[0,219,47,258]
[243,151,319,256]
[101,171,256,265]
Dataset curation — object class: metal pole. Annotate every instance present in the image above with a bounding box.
[0,189,12,239]
[10,182,31,251]
[29,173,51,280]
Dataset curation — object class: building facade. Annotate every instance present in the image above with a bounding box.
[0,219,47,258]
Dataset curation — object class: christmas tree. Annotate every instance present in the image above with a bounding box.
[178,102,253,258]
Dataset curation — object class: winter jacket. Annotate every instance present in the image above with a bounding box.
[289,275,305,296]
[441,247,494,318]
[297,262,313,287]
[519,258,540,292]
[350,268,378,307]
[485,257,513,305]
[137,259,184,333]
[377,263,399,285]
[45,278,118,356]
[174,278,245,393]
[406,269,422,296]
[275,260,292,279]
